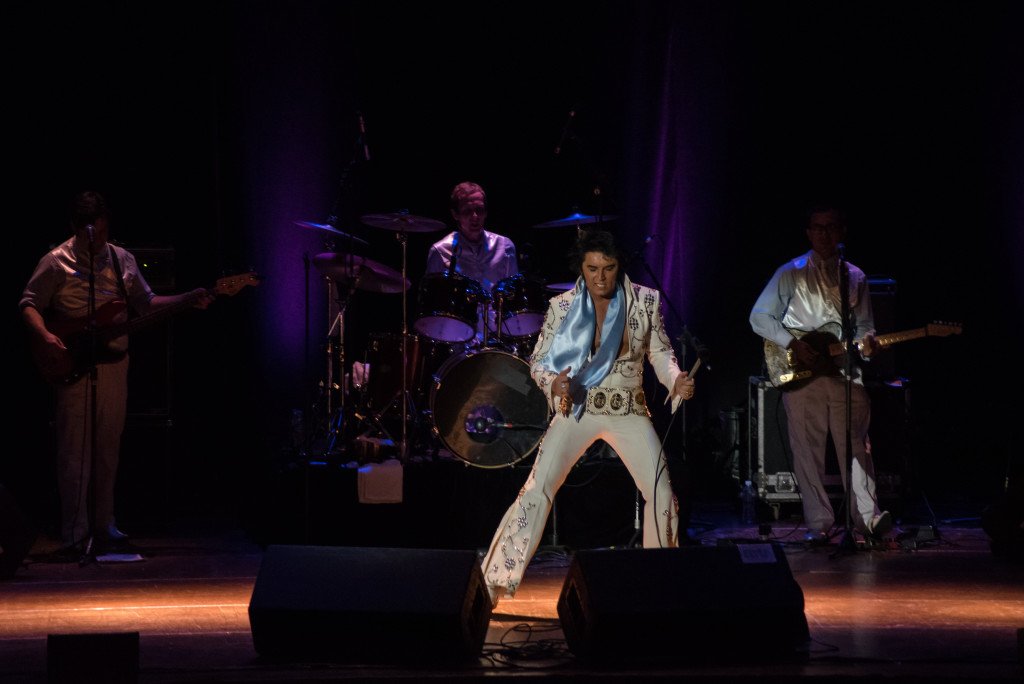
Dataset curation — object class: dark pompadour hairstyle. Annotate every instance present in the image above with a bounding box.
[568,228,628,284]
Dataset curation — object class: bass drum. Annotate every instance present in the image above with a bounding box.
[430,349,549,468]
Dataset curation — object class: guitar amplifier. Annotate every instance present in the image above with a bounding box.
[866,276,897,381]
[123,247,174,417]
[126,246,176,293]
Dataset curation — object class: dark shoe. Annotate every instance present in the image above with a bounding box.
[105,525,129,542]
[803,531,829,546]
[869,511,893,539]
[47,545,83,563]
[486,584,501,609]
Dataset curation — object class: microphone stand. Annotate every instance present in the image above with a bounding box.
[629,239,707,452]
[627,239,708,547]
[79,229,100,567]
[833,246,859,557]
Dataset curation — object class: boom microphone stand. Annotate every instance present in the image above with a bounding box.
[833,244,859,557]
[626,238,709,547]
[79,227,100,566]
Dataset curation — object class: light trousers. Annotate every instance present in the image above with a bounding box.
[782,375,881,534]
[54,356,129,547]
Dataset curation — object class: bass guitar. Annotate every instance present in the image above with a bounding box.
[763,321,962,390]
[31,271,260,385]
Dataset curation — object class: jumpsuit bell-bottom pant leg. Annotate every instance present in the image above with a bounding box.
[481,410,679,598]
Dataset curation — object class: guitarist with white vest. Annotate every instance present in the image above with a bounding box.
[20,190,214,561]
[749,204,891,546]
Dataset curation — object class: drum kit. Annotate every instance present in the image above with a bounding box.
[299,209,617,468]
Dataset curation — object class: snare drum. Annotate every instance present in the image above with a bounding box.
[414,272,487,343]
[492,273,548,339]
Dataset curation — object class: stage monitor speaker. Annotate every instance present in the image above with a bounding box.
[248,545,491,662]
[557,544,809,664]
[47,631,139,683]
[0,484,37,580]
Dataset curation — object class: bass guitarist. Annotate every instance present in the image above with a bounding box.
[749,203,891,546]
[19,190,214,560]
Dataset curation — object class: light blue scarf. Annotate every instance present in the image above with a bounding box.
[541,280,626,421]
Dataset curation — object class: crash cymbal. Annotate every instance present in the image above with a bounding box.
[360,212,447,233]
[312,253,409,294]
[532,212,619,228]
[295,220,370,247]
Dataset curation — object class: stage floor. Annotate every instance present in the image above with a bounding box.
[1,495,1022,683]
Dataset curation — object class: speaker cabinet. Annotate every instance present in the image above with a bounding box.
[0,484,36,579]
[557,545,809,664]
[248,545,491,662]
[47,632,139,683]
[125,247,174,418]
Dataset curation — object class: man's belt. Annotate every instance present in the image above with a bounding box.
[584,387,648,417]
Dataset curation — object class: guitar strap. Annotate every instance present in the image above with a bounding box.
[107,245,133,317]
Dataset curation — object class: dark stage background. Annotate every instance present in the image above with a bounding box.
[7,1,1022,543]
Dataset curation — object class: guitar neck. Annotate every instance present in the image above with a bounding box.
[874,327,927,348]
[100,290,207,343]
[825,326,929,356]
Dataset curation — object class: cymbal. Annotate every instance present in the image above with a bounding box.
[312,253,409,294]
[360,212,447,233]
[295,220,369,247]
[532,212,619,228]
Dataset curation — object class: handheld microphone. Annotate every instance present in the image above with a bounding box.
[356,112,370,161]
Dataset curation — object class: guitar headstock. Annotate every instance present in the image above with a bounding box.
[925,321,962,337]
[214,272,261,296]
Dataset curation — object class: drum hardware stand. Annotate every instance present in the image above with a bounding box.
[322,276,356,457]
[394,224,411,461]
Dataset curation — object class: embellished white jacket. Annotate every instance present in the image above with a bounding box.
[529,274,683,413]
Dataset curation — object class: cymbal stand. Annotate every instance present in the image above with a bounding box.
[395,228,410,461]
[485,296,499,348]
[322,274,358,458]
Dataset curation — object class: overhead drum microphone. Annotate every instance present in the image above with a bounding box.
[554,106,577,155]
[356,111,371,162]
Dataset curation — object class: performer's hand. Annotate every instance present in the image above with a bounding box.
[671,372,695,401]
[553,367,573,400]
[191,288,216,310]
[859,333,878,358]
[553,366,572,416]
[788,337,818,368]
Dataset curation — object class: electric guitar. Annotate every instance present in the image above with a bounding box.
[763,321,962,390]
[31,271,260,385]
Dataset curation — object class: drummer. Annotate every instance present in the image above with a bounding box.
[425,181,519,345]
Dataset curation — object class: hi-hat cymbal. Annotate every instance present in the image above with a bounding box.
[532,212,619,228]
[295,220,369,247]
[360,212,447,233]
[312,253,409,294]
